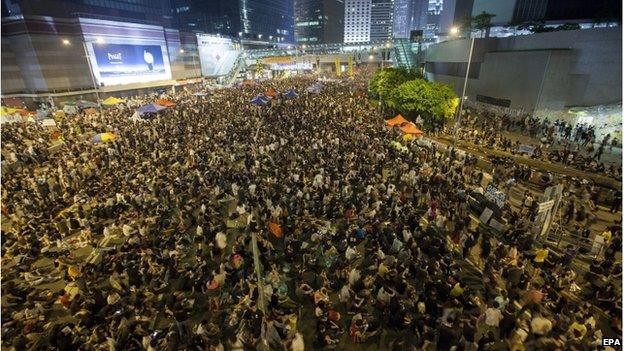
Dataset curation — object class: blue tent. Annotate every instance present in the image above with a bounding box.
[284,90,298,98]
[250,96,269,105]
[137,103,167,115]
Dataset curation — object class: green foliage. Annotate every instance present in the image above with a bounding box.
[387,79,459,124]
[368,68,417,99]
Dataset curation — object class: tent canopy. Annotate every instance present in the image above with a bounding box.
[137,103,167,115]
[266,87,277,98]
[400,122,424,135]
[92,132,117,143]
[250,96,269,106]
[0,106,30,116]
[284,90,298,98]
[102,97,125,105]
[155,98,176,107]
[385,114,408,126]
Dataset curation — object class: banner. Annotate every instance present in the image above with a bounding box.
[348,56,354,77]
[335,57,341,77]
[197,34,240,77]
[91,43,171,85]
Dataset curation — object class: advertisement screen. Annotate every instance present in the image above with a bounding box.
[197,35,240,77]
[91,43,171,86]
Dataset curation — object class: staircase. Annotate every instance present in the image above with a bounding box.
[393,38,416,69]
[225,52,247,85]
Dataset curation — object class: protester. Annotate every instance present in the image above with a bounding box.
[1,75,620,350]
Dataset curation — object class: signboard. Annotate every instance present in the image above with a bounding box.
[91,43,171,86]
[479,207,493,224]
[517,144,536,155]
[197,34,240,77]
[537,200,554,213]
[484,185,506,209]
[270,62,313,71]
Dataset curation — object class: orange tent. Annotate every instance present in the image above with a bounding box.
[84,108,97,115]
[155,99,176,107]
[385,114,409,126]
[400,123,424,135]
[268,222,283,238]
[266,87,277,98]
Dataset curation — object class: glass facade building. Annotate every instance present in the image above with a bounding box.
[294,0,344,44]
[173,0,295,43]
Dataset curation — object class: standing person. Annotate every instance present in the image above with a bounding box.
[610,189,622,213]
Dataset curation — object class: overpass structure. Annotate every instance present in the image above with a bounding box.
[229,38,419,81]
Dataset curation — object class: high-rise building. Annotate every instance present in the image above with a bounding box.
[370,0,394,42]
[344,0,371,43]
[512,0,548,23]
[295,0,344,44]
[411,0,430,32]
[1,0,172,26]
[424,0,444,40]
[172,0,295,43]
[393,0,412,38]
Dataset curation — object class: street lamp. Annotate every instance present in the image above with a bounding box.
[451,26,475,145]
[179,49,185,53]
[95,36,104,44]
[62,39,71,45]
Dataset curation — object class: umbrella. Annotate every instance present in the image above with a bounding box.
[284,90,298,98]
[250,96,268,106]
[101,97,125,106]
[92,132,117,143]
[155,98,176,107]
[0,106,28,116]
[268,222,283,238]
[137,103,167,115]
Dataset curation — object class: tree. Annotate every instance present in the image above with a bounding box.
[388,79,459,129]
[368,68,417,115]
[472,11,496,38]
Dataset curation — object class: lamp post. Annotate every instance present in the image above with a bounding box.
[65,38,101,100]
[451,26,475,145]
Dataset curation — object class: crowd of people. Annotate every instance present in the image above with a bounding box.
[450,109,622,180]
[1,75,621,350]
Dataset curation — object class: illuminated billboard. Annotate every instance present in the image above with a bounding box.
[90,43,171,86]
[197,34,240,77]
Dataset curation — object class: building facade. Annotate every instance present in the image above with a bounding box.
[1,15,202,95]
[172,0,295,44]
[344,0,371,43]
[1,0,172,26]
[370,0,394,42]
[425,27,621,119]
[392,0,412,38]
[295,0,344,44]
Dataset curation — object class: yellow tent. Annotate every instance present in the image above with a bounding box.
[1,106,24,116]
[102,97,125,105]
